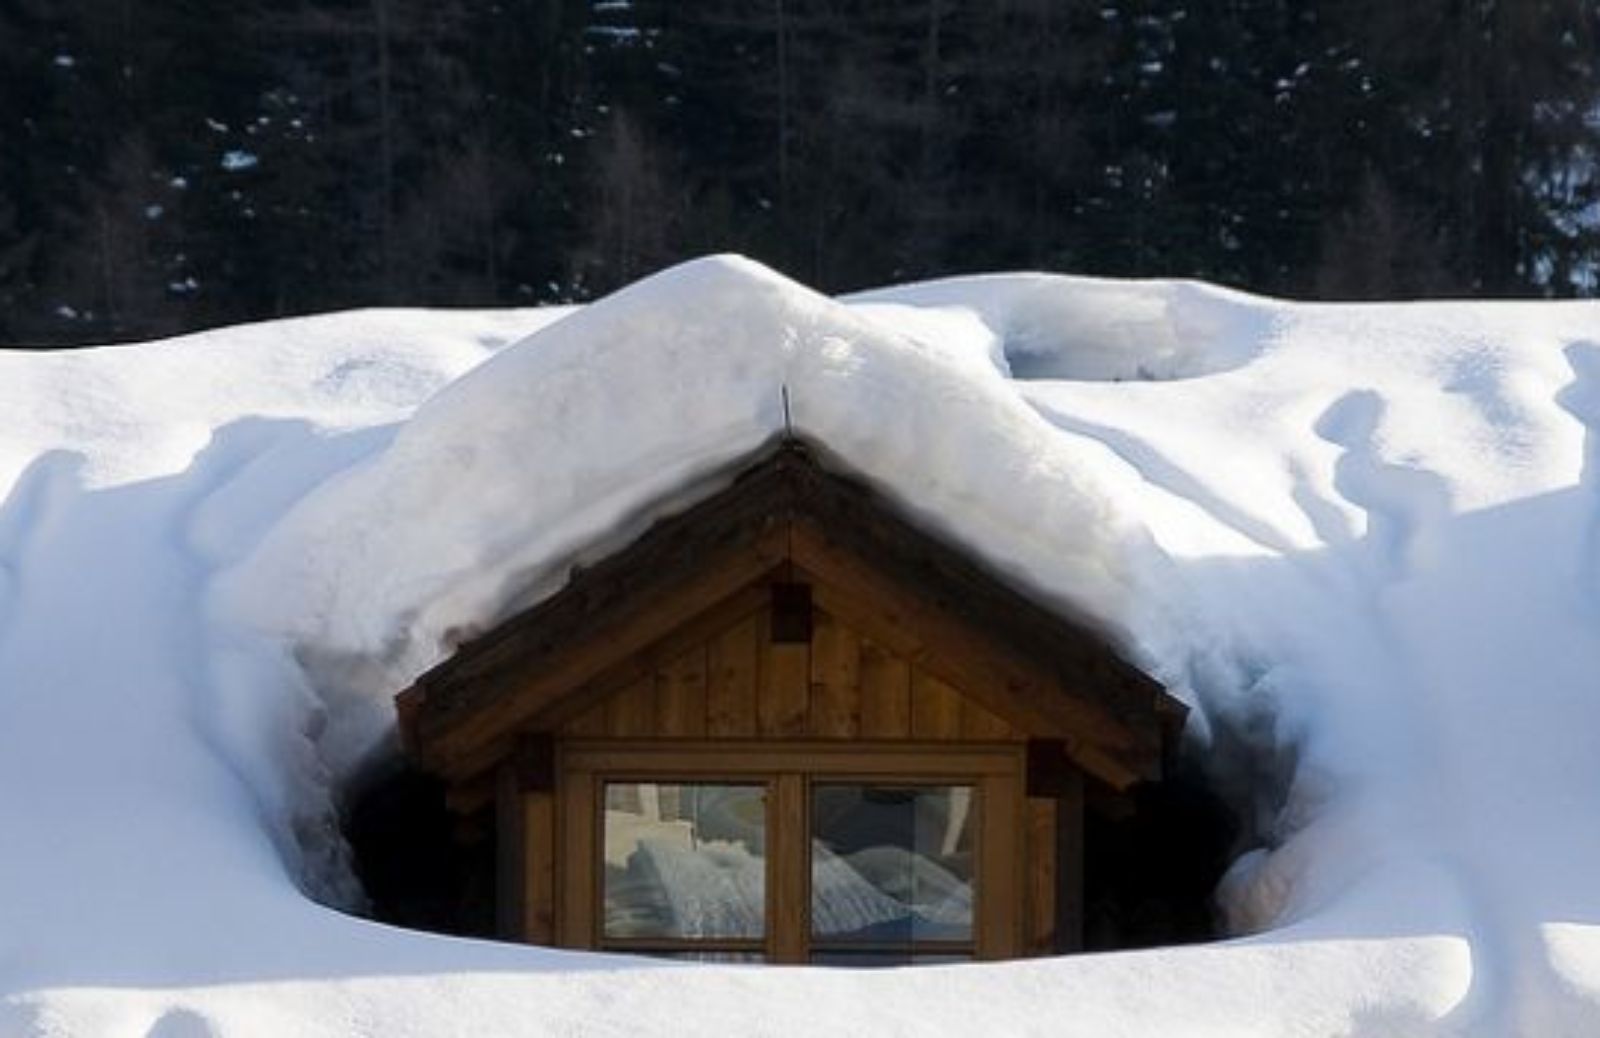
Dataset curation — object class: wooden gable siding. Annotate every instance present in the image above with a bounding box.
[559,601,1023,743]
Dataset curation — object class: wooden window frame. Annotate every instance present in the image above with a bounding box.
[558,740,1026,963]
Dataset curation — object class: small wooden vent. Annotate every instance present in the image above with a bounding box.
[770,582,813,644]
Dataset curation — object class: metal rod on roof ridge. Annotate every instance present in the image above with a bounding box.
[781,383,794,438]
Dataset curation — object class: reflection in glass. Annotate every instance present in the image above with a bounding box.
[603,782,766,939]
[810,785,975,944]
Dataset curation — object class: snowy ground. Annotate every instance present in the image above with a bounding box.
[1,256,1598,1036]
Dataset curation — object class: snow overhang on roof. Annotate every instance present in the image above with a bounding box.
[219,254,1154,745]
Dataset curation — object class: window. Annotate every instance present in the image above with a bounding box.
[602,782,768,959]
[566,744,1023,964]
[809,784,976,964]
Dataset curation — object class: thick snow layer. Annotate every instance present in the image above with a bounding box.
[2,256,1598,1036]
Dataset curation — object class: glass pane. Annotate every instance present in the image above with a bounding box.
[810,951,972,968]
[810,785,976,943]
[603,783,766,940]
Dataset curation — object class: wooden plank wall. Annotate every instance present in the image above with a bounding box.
[563,604,1023,743]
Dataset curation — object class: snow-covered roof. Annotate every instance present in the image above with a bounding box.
[396,436,1179,791]
[2,254,1599,1034]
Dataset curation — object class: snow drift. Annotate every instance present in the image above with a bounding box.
[1,256,1598,1036]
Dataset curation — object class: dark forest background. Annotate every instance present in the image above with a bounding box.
[2,0,1598,347]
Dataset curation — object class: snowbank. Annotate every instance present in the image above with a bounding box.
[1,257,1598,1035]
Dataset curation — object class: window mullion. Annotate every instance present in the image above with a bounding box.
[771,771,807,964]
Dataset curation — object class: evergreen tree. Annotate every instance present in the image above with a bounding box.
[1,0,1597,346]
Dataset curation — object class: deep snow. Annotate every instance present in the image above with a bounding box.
[1,256,1598,1036]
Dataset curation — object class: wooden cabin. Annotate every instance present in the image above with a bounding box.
[396,440,1184,965]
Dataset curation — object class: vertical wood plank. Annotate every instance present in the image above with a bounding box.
[858,637,911,738]
[655,645,708,736]
[911,667,963,740]
[1025,797,1057,956]
[524,790,557,944]
[961,696,1017,741]
[759,604,811,736]
[808,610,861,738]
[605,674,655,736]
[1055,769,1085,953]
[771,773,807,964]
[707,610,760,736]
[495,761,526,941]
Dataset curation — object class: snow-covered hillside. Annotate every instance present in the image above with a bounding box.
[2,256,1598,1036]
